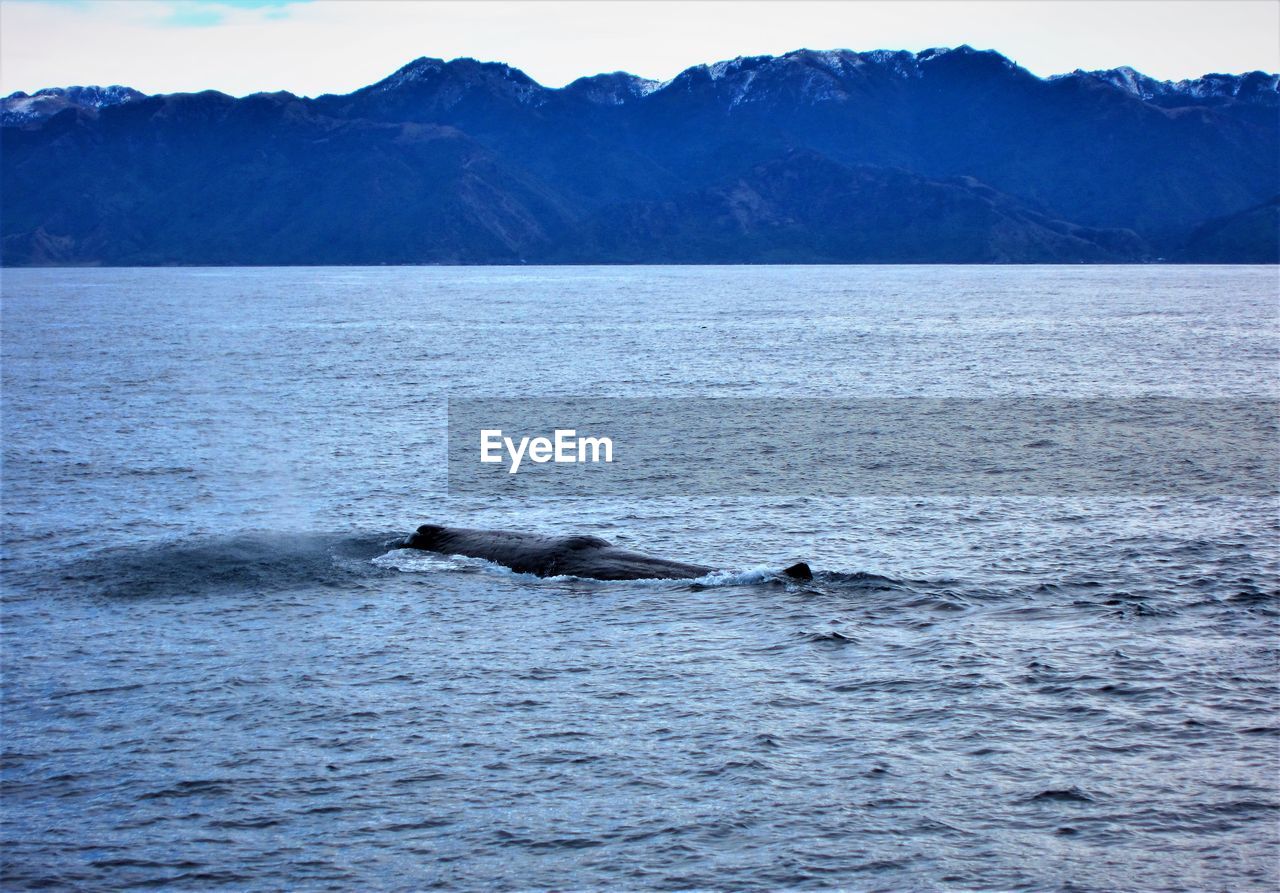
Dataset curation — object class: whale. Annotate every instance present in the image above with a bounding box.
[397,524,813,582]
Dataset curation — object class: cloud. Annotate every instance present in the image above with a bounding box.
[8,0,311,29]
[160,1,310,28]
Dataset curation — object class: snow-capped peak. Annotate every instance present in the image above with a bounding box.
[1,84,145,125]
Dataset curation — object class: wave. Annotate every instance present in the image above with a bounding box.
[25,530,919,600]
[47,532,399,599]
[46,531,1218,613]
[38,531,1196,609]
[28,531,1260,625]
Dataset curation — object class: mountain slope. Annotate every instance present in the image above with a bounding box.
[564,151,1146,263]
[2,92,574,265]
[1176,197,1280,263]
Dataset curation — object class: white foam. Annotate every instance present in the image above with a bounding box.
[687,565,781,586]
[372,549,482,574]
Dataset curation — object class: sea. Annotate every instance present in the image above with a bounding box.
[2,265,1277,891]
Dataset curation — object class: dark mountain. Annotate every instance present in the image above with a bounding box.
[564,151,1145,263]
[1176,196,1280,263]
[2,46,1276,265]
[2,91,571,265]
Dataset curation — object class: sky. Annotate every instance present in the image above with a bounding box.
[2,0,1278,97]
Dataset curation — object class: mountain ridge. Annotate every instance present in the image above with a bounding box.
[8,45,1273,116]
[3,46,1277,265]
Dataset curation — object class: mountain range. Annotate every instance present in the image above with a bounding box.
[3,46,1277,265]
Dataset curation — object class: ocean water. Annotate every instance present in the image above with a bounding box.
[1,265,1277,891]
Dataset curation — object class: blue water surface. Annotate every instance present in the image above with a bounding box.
[2,266,1277,890]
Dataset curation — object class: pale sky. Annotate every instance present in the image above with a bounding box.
[2,0,1277,97]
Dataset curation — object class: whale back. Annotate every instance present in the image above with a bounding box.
[409,524,448,550]
[560,535,611,551]
[401,525,810,582]
[406,526,580,576]
[401,524,716,580]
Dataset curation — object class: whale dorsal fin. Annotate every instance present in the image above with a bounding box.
[783,562,813,581]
